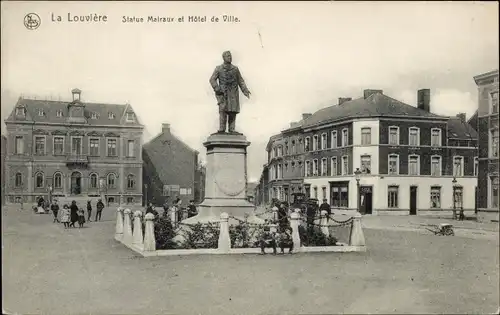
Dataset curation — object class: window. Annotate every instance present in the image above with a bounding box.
[312,135,319,151]
[277,164,283,178]
[454,186,463,209]
[90,174,98,189]
[278,146,283,157]
[53,173,62,189]
[409,155,420,176]
[409,127,420,146]
[321,158,327,176]
[431,128,441,147]
[15,173,22,187]
[313,159,319,176]
[127,140,135,157]
[71,137,82,155]
[342,129,349,147]
[56,110,63,117]
[126,112,135,122]
[331,131,337,148]
[15,136,24,154]
[107,139,117,156]
[89,138,99,156]
[342,156,349,175]
[453,156,464,177]
[313,186,318,199]
[127,197,134,204]
[491,91,498,114]
[305,160,311,177]
[430,186,441,208]
[35,172,44,188]
[38,109,44,116]
[388,126,399,145]
[388,154,399,175]
[15,107,24,116]
[474,157,479,177]
[331,157,338,176]
[291,140,296,154]
[491,176,499,208]
[34,136,45,155]
[127,174,135,189]
[361,128,371,145]
[284,143,289,155]
[360,155,371,174]
[53,137,64,155]
[388,186,399,208]
[431,156,442,176]
[107,173,116,188]
[491,128,499,158]
[321,133,327,150]
[304,137,310,152]
[322,187,327,200]
[108,112,115,119]
[331,185,349,207]
[91,112,98,119]
[284,162,288,174]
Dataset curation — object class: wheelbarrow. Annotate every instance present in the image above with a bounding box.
[426,223,454,236]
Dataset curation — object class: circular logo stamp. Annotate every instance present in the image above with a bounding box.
[24,13,41,30]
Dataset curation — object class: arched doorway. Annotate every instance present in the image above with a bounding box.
[71,172,82,195]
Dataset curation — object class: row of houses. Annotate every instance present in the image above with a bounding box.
[256,70,498,220]
[1,89,204,207]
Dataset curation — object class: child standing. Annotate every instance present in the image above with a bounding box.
[60,205,70,229]
[78,207,86,228]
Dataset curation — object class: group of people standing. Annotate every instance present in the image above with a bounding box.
[44,198,105,229]
[145,197,198,224]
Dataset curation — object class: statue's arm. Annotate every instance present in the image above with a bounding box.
[236,68,250,95]
[209,67,220,92]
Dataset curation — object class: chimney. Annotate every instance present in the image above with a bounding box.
[162,123,171,134]
[456,113,466,122]
[363,89,383,99]
[302,113,312,120]
[417,89,430,112]
[338,97,352,105]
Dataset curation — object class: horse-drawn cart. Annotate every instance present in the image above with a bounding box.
[426,223,454,236]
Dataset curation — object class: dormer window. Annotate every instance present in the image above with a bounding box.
[91,112,98,119]
[38,109,45,116]
[15,107,25,116]
[126,112,135,122]
[108,112,115,119]
[56,110,63,117]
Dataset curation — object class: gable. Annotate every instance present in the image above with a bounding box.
[33,129,49,135]
[86,131,103,137]
[69,130,85,136]
[51,130,68,135]
[104,132,120,137]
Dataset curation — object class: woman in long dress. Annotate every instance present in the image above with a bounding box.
[60,205,70,228]
[69,201,79,228]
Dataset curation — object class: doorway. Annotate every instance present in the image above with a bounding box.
[70,172,82,195]
[360,186,373,215]
[409,186,417,215]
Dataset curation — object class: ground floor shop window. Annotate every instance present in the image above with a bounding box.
[430,186,441,208]
[127,197,134,204]
[388,186,399,208]
[491,176,499,208]
[330,182,349,208]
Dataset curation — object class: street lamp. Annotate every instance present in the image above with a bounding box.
[452,176,457,220]
[144,184,148,206]
[354,168,362,214]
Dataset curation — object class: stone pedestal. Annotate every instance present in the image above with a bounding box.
[183,133,263,225]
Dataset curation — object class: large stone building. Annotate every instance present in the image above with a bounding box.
[257,89,478,216]
[473,69,499,222]
[3,89,144,205]
[1,135,6,206]
[142,123,201,206]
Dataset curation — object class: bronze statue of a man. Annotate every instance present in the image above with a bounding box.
[209,51,251,133]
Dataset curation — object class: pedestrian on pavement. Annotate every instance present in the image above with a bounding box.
[50,199,60,223]
[61,205,70,228]
[259,226,277,255]
[87,200,93,222]
[95,199,104,221]
[77,207,86,228]
[69,201,79,228]
[319,199,331,217]
[187,200,197,218]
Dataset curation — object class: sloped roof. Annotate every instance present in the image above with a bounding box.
[5,98,143,127]
[302,92,446,128]
[446,117,478,140]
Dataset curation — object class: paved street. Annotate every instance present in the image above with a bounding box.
[2,205,499,315]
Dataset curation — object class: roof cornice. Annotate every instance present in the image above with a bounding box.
[4,120,144,129]
[473,69,499,85]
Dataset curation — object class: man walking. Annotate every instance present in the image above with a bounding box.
[95,199,104,221]
[50,199,60,223]
[87,200,93,222]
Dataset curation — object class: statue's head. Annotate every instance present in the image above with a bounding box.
[222,51,232,64]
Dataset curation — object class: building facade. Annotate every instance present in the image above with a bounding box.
[474,69,499,222]
[142,123,200,206]
[3,89,144,205]
[257,89,478,216]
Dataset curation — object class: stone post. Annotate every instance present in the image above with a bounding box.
[348,212,365,246]
[123,208,133,245]
[115,207,124,241]
[320,210,330,237]
[132,211,144,248]
[272,206,278,222]
[218,212,230,253]
[170,206,177,226]
[143,213,156,251]
[269,223,277,234]
[290,212,301,251]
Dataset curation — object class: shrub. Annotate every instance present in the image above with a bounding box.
[298,225,338,247]
[154,217,177,250]
[180,222,220,249]
[229,222,261,248]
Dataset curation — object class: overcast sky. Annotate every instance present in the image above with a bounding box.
[1,1,498,181]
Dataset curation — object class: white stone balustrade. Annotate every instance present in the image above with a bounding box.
[290,212,301,251]
[320,210,330,237]
[115,207,124,241]
[132,211,144,248]
[218,212,230,253]
[122,209,133,245]
[348,212,365,246]
[143,213,156,251]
